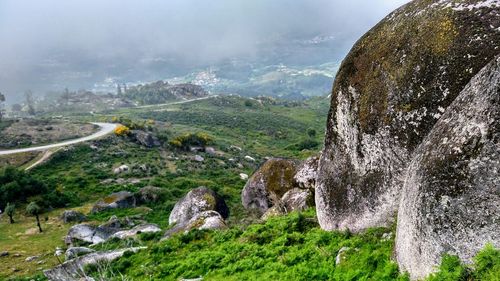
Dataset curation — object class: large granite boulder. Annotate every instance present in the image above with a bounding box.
[60,210,87,224]
[395,56,500,280]
[92,191,136,213]
[168,187,229,225]
[164,210,227,239]
[241,158,301,213]
[316,0,500,232]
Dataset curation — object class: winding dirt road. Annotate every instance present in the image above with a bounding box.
[0,122,117,156]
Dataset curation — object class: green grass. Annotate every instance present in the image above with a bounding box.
[87,209,408,281]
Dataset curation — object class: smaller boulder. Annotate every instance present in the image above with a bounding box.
[91,191,136,213]
[239,173,249,180]
[110,224,161,240]
[164,211,227,239]
[131,130,161,148]
[0,251,9,257]
[205,147,216,155]
[113,165,129,174]
[65,247,95,260]
[61,210,87,224]
[169,187,229,225]
[241,158,300,213]
[244,155,255,162]
[193,155,204,162]
[281,188,313,212]
[135,186,166,204]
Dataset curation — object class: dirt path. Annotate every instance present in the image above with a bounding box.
[0,123,117,156]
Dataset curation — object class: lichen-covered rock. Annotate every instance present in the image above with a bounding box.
[168,187,229,225]
[135,186,166,204]
[395,55,500,280]
[242,158,300,213]
[110,223,161,240]
[44,247,146,281]
[60,210,87,224]
[164,210,227,239]
[316,0,500,232]
[91,191,136,213]
[294,156,318,190]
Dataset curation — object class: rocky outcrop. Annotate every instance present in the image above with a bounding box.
[316,0,500,232]
[168,187,229,225]
[91,191,136,213]
[242,158,301,213]
[110,224,161,240]
[44,247,146,281]
[131,130,161,148]
[61,210,87,224]
[395,56,500,279]
[164,211,227,239]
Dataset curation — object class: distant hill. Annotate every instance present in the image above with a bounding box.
[122,81,208,105]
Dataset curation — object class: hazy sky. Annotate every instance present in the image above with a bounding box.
[0,0,409,100]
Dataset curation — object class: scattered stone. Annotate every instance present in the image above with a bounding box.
[229,145,242,151]
[261,205,286,221]
[335,247,350,265]
[236,163,244,169]
[244,155,255,162]
[0,251,9,257]
[239,173,249,180]
[193,155,204,162]
[91,191,136,213]
[205,147,216,155]
[381,232,392,242]
[113,165,129,174]
[169,187,229,226]
[61,210,87,224]
[25,255,39,262]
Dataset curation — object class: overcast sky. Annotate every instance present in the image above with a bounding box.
[0,0,409,100]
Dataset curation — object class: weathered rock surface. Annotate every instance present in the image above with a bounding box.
[61,210,87,224]
[131,130,161,148]
[113,165,129,174]
[110,224,161,240]
[294,156,318,190]
[65,247,95,260]
[164,211,227,239]
[168,187,229,225]
[91,191,136,213]
[44,247,146,281]
[395,55,500,280]
[241,158,301,213]
[316,0,500,232]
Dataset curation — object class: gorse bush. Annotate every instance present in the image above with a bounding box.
[169,132,214,150]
